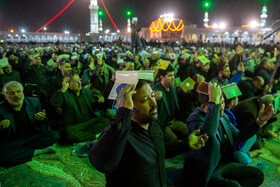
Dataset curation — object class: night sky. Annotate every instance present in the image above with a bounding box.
[0,0,279,34]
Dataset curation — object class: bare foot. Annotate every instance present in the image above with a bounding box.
[249,150,263,158]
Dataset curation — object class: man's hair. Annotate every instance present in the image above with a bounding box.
[2,81,24,96]
[157,64,174,80]
[225,97,237,108]
[135,79,153,90]
[67,72,79,81]
[198,93,209,105]
[252,76,263,83]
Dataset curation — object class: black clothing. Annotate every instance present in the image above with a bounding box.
[0,130,59,167]
[238,79,262,101]
[90,107,190,187]
[90,107,166,187]
[0,71,21,89]
[12,103,35,139]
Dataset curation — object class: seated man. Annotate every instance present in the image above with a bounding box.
[180,82,273,187]
[234,94,278,149]
[211,61,244,86]
[153,64,189,144]
[0,81,59,167]
[89,80,208,187]
[50,73,109,144]
[0,58,21,89]
[238,76,264,101]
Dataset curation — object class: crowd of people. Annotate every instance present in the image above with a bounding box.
[0,38,279,186]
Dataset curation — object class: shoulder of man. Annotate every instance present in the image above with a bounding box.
[24,97,40,105]
[152,82,163,91]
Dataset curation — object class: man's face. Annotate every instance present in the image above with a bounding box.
[5,85,24,106]
[222,67,231,79]
[61,62,72,76]
[161,71,175,88]
[263,61,274,70]
[236,45,243,54]
[69,74,82,92]
[252,78,264,89]
[34,57,42,66]
[132,83,158,124]
[3,65,12,74]
[143,59,150,68]
[201,63,210,72]
[112,57,117,62]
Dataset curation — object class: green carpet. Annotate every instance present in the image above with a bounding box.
[0,117,279,186]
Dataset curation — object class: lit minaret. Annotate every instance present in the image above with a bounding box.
[89,0,99,33]
[260,5,268,28]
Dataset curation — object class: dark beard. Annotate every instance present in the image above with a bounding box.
[221,74,229,80]
[133,105,158,124]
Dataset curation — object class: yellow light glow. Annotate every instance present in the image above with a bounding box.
[149,18,184,32]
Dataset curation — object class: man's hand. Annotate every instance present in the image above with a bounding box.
[256,104,274,127]
[61,77,70,93]
[154,91,162,101]
[197,75,205,86]
[116,85,136,110]
[34,109,47,121]
[237,62,245,72]
[188,129,209,150]
[98,96,105,103]
[0,119,10,130]
[263,84,272,95]
[208,82,222,105]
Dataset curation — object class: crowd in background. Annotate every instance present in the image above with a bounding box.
[0,38,279,186]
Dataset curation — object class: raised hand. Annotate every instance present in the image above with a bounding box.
[188,129,209,150]
[0,119,10,130]
[116,85,136,110]
[256,104,274,127]
[208,82,222,105]
[61,77,70,93]
[154,91,162,101]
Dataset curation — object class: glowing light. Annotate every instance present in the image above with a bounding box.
[21,29,25,33]
[219,23,226,29]
[105,29,110,34]
[213,23,218,28]
[126,11,132,16]
[64,30,70,34]
[249,21,258,28]
[36,0,75,33]
[149,18,184,32]
[100,0,119,32]
[10,29,14,33]
[160,13,174,22]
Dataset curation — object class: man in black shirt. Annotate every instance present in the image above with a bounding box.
[50,73,109,144]
[0,62,21,89]
[89,80,208,187]
[0,81,59,167]
[238,76,264,101]
[153,64,189,144]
